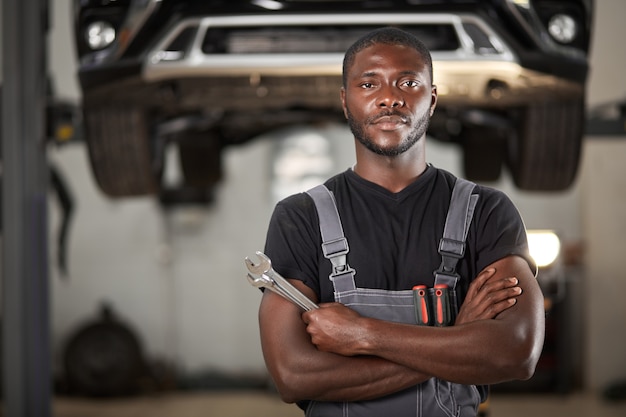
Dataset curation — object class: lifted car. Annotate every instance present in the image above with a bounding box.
[73,0,593,200]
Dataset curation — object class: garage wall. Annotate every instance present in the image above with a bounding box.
[580,139,626,390]
[33,0,626,389]
[579,0,626,390]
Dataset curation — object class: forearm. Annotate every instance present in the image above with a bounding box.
[260,290,430,404]
[325,358,429,402]
[358,316,539,385]
[305,256,545,385]
[355,257,545,384]
[270,348,430,403]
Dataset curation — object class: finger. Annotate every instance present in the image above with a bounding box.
[465,290,520,322]
[466,268,496,299]
[301,310,312,324]
[478,283,521,304]
[471,285,522,316]
[474,276,518,301]
[474,268,497,288]
[466,276,516,309]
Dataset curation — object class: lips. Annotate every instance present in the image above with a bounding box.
[373,115,407,124]
[371,114,408,130]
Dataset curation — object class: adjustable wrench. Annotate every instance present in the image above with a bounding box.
[245,251,318,311]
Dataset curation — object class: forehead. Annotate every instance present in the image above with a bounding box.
[348,43,427,76]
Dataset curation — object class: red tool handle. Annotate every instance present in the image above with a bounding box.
[413,285,432,326]
[432,284,452,327]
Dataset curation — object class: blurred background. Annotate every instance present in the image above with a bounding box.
[2,0,626,416]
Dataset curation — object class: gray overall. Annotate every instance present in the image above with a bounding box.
[305,178,482,417]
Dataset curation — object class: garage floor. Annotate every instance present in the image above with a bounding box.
[52,390,626,417]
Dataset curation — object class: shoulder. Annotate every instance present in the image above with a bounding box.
[276,191,315,212]
[427,168,519,217]
[472,183,519,216]
[271,170,351,228]
[270,193,318,237]
[432,168,506,199]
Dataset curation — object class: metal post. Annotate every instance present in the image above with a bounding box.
[2,0,51,416]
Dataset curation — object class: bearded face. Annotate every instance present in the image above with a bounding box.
[341,43,436,158]
[346,105,431,157]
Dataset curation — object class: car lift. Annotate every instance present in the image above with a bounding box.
[2,0,52,415]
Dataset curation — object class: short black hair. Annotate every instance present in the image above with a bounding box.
[342,27,434,87]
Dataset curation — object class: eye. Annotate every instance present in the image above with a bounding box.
[402,80,419,88]
[360,82,374,89]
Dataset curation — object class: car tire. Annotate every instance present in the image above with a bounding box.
[84,106,160,197]
[507,99,584,191]
[63,306,146,397]
[462,126,506,183]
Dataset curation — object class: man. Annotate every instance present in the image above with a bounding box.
[259,27,545,416]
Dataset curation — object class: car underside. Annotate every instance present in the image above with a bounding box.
[74,0,593,200]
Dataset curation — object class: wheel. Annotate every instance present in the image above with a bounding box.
[63,308,145,397]
[461,126,506,183]
[84,106,161,197]
[507,99,584,191]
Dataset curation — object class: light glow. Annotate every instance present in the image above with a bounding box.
[527,230,561,268]
[251,0,284,10]
[548,14,577,43]
[86,21,116,50]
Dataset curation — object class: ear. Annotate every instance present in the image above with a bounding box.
[340,87,348,119]
[429,85,438,117]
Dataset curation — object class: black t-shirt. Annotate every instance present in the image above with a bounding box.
[264,165,535,303]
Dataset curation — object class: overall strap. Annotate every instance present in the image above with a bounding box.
[306,185,356,292]
[434,178,479,289]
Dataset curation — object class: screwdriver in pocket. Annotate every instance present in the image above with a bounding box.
[431,284,453,327]
[412,285,432,326]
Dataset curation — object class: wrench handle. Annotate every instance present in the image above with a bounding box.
[265,270,319,311]
[270,282,316,311]
[267,284,314,311]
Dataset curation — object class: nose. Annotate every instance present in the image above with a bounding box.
[378,85,404,108]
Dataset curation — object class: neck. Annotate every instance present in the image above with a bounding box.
[353,142,428,193]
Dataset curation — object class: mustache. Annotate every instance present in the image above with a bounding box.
[367,110,411,124]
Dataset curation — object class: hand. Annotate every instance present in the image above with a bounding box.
[455,268,522,325]
[302,303,365,356]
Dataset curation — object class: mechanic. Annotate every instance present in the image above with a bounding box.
[259,27,545,417]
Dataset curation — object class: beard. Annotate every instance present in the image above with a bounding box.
[347,106,431,157]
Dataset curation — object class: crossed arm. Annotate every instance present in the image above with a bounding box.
[258,255,545,404]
